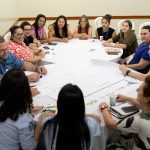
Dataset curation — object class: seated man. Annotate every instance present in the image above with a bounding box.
[0,35,47,95]
[126,26,150,73]
[119,64,150,81]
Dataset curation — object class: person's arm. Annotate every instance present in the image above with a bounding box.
[119,64,148,81]
[23,62,47,75]
[67,29,73,40]
[40,32,52,44]
[112,31,117,39]
[127,59,150,70]
[102,39,113,46]
[99,102,117,129]
[103,33,122,47]
[34,111,55,142]
[86,114,101,123]
[73,26,83,38]
[116,94,141,109]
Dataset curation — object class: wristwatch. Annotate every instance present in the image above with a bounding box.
[125,70,131,76]
[100,105,108,112]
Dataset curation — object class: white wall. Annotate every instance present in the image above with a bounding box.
[0,0,18,35]
[16,0,150,17]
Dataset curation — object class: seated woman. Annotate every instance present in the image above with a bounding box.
[31,14,52,44]
[99,76,150,150]
[20,21,41,48]
[35,84,101,150]
[96,14,116,40]
[48,15,72,42]
[103,20,138,59]
[8,26,45,64]
[0,68,36,150]
[73,15,92,39]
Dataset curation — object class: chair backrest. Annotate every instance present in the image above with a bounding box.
[4,32,11,41]
[94,17,102,29]
[117,19,135,33]
[138,22,150,39]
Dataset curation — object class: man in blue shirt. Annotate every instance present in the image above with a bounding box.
[0,35,47,82]
[126,26,150,73]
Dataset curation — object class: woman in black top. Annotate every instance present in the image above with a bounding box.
[20,21,40,47]
[96,14,116,40]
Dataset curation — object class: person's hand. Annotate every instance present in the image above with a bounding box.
[29,43,37,50]
[62,38,69,42]
[80,33,88,40]
[99,102,108,111]
[116,94,129,103]
[119,64,127,75]
[31,106,44,116]
[28,72,40,82]
[36,66,47,75]
[31,87,40,97]
[38,111,55,124]
[34,39,41,47]
[48,38,54,43]
[38,50,46,58]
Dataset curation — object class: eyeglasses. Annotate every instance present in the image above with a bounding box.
[24,29,31,32]
[14,33,25,37]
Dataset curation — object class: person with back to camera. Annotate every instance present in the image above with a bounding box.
[35,84,101,150]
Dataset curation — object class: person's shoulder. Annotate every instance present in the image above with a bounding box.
[109,27,115,32]
[15,113,34,129]
[86,117,100,137]
[48,24,54,30]
[7,52,15,59]
[129,30,136,36]
[85,117,100,129]
[97,27,102,31]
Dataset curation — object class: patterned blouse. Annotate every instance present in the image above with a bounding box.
[117,112,150,150]
[8,41,34,61]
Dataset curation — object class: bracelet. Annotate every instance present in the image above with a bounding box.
[125,70,131,76]
[100,105,108,112]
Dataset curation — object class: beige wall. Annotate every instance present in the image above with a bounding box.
[16,0,150,17]
[0,0,18,35]
[1,0,150,36]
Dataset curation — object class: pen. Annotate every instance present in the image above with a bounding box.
[30,85,36,87]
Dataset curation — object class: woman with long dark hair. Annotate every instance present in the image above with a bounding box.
[48,15,72,42]
[35,84,100,150]
[31,14,52,43]
[103,20,138,59]
[73,15,92,39]
[0,68,36,150]
[96,14,116,40]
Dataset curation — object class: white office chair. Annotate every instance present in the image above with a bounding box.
[4,32,11,41]
[138,22,150,39]
[94,17,102,29]
[117,19,135,33]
